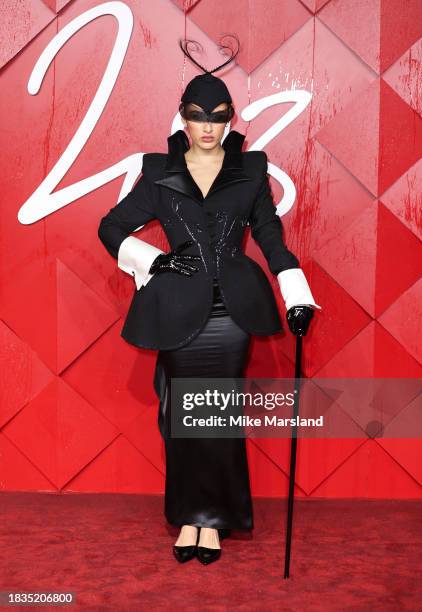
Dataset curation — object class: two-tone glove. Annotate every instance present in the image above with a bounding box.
[149,240,201,276]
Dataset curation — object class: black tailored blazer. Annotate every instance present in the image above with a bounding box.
[98,129,301,350]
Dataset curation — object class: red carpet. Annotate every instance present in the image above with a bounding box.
[0,493,420,610]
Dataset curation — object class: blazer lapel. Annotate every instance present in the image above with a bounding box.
[153,129,252,204]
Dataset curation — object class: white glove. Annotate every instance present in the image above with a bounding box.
[277,268,322,311]
[117,236,164,290]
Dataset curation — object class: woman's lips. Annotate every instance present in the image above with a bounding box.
[201,136,214,141]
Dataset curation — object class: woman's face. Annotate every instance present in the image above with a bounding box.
[182,102,229,149]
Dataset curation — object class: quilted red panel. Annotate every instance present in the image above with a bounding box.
[0,0,420,498]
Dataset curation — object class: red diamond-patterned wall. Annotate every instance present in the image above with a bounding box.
[0,0,421,499]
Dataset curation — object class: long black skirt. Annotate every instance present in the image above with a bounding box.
[153,278,254,530]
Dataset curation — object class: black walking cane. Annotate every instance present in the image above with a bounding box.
[284,332,303,579]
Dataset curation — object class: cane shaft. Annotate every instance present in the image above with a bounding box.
[284,334,302,579]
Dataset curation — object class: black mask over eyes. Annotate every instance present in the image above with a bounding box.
[179,105,234,124]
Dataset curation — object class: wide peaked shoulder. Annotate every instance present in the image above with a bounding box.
[241,150,267,179]
[141,152,168,180]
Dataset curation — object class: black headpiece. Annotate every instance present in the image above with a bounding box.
[179,36,239,117]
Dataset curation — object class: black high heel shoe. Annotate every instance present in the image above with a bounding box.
[173,527,199,563]
[197,528,230,565]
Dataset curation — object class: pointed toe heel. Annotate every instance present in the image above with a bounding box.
[173,543,197,563]
[173,528,199,563]
[197,546,221,565]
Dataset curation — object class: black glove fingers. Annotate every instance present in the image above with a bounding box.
[171,260,199,274]
[149,242,202,276]
[167,262,195,276]
[179,252,202,259]
[173,253,201,262]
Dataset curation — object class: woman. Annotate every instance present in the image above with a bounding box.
[97,38,321,565]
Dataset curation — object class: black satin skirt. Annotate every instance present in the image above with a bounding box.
[153,278,253,530]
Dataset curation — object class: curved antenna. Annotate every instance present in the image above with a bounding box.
[208,34,240,74]
[178,34,240,74]
[178,38,209,73]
